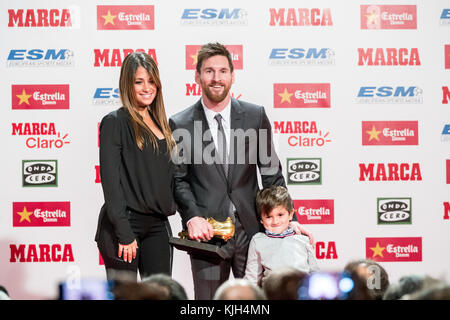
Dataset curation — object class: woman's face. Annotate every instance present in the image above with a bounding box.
[134,66,157,108]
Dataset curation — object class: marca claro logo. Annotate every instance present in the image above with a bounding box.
[12,84,69,109]
[358,48,420,66]
[366,237,422,262]
[181,8,248,26]
[94,48,157,67]
[93,87,120,106]
[97,5,154,30]
[287,158,321,185]
[273,121,331,148]
[12,122,70,149]
[13,202,70,227]
[377,198,411,225]
[294,199,334,224]
[361,5,417,29]
[362,121,418,146]
[23,160,58,187]
[356,86,423,104]
[359,162,422,181]
[269,8,333,26]
[10,243,74,262]
[7,49,74,67]
[186,45,243,70]
[269,48,335,66]
[274,83,330,108]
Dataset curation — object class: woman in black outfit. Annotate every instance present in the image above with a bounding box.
[95,52,177,281]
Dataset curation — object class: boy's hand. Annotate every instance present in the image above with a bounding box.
[290,221,315,248]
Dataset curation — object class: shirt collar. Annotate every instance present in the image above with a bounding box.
[201,98,231,126]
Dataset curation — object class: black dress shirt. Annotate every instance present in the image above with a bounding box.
[99,107,176,244]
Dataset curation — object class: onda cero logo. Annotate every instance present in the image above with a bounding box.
[22,160,58,187]
[287,158,321,185]
[377,198,412,225]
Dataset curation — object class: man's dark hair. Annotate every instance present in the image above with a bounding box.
[142,274,188,300]
[263,268,307,300]
[256,186,294,219]
[196,42,234,73]
[383,275,441,300]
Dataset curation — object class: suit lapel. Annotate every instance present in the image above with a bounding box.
[228,98,244,183]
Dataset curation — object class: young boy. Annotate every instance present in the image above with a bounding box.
[244,186,319,286]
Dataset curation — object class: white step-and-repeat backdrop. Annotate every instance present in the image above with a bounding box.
[1,0,449,299]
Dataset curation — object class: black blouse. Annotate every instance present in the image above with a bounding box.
[99,107,176,244]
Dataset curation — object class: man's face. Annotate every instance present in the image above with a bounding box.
[195,55,234,104]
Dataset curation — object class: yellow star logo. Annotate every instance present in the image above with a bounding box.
[365,12,378,25]
[17,207,33,223]
[278,88,293,104]
[16,89,32,105]
[102,10,117,26]
[366,125,381,141]
[191,50,199,66]
[370,242,385,258]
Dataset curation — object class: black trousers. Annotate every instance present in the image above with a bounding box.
[97,209,173,281]
[189,215,250,300]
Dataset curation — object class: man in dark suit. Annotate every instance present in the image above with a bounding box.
[169,43,312,300]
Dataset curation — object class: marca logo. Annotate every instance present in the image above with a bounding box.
[274,83,330,108]
[7,49,74,67]
[12,123,70,149]
[95,165,101,183]
[181,8,248,26]
[361,5,417,29]
[185,45,243,70]
[294,200,334,224]
[97,5,154,30]
[444,202,450,220]
[23,160,58,187]
[359,163,422,181]
[269,8,333,26]
[273,121,332,148]
[357,86,423,104]
[10,243,74,262]
[12,85,69,110]
[316,241,338,259]
[445,45,450,69]
[358,48,420,66]
[443,86,450,104]
[94,49,157,67]
[93,87,120,106]
[362,121,418,146]
[440,9,450,26]
[269,48,335,66]
[377,198,412,225]
[366,237,422,262]
[13,202,70,227]
[447,160,450,184]
[8,8,74,27]
[287,158,321,185]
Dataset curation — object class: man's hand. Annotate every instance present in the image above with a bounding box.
[187,216,214,242]
[290,221,315,248]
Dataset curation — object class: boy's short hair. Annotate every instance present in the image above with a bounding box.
[256,186,294,218]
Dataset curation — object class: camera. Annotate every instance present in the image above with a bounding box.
[298,272,354,300]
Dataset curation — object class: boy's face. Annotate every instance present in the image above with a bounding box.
[260,205,294,234]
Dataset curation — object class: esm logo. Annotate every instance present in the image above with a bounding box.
[181,8,247,26]
[7,49,74,67]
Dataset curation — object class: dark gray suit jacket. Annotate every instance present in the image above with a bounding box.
[169,98,286,239]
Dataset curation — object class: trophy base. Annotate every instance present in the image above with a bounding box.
[169,237,227,260]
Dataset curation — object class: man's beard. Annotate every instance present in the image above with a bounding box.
[201,81,231,103]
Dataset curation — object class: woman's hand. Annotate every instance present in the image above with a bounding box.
[118,239,138,263]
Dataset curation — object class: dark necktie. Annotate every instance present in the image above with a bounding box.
[214,113,228,179]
